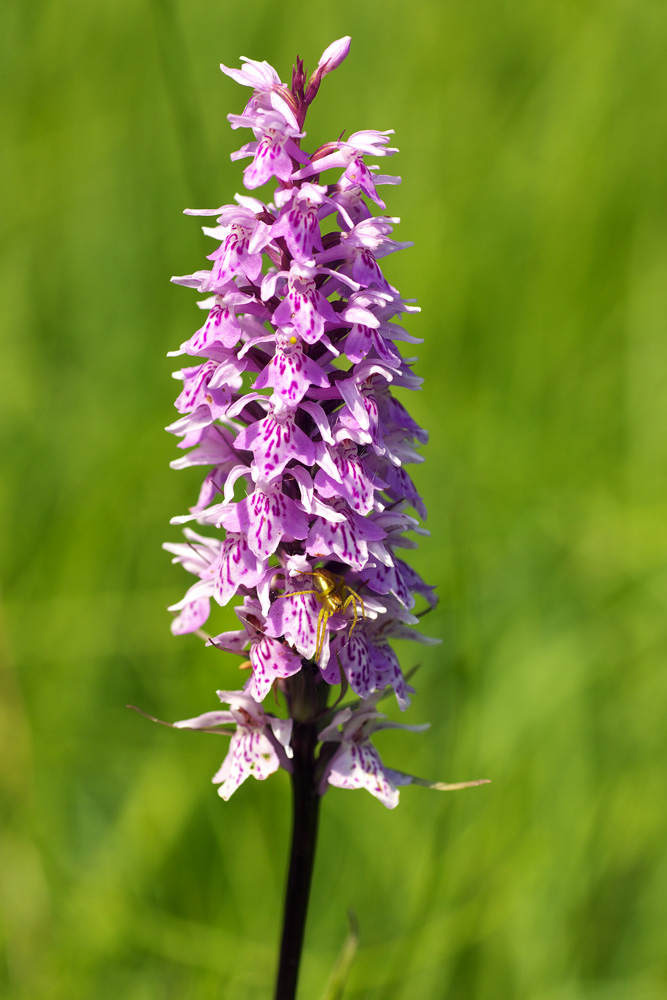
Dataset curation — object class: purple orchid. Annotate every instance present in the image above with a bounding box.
[158,38,490,1000]
[165,37,486,807]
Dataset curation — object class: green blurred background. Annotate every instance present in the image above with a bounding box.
[2,0,666,997]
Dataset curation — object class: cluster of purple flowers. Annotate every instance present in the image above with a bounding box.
[164,38,453,809]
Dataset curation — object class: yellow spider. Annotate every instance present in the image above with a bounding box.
[279,568,366,663]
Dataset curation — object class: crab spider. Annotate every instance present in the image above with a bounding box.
[278,568,366,663]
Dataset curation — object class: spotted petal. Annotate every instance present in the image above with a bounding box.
[214,533,266,605]
[254,334,329,405]
[305,499,386,571]
[327,743,399,809]
[220,484,310,560]
[246,637,303,700]
[234,409,318,482]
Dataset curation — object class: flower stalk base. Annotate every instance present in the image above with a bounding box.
[275,673,323,1000]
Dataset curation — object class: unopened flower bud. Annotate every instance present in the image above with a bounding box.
[306,35,352,103]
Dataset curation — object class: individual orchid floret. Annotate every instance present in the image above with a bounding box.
[328,617,410,707]
[202,209,270,287]
[174,690,293,799]
[254,329,330,405]
[268,261,340,344]
[304,496,387,571]
[269,183,328,262]
[313,437,385,515]
[168,288,269,356]
[172,354,246,419]
[319,699,488,808]
[230,111,310,189]
[221,57,300,131]
[233,399,320,482]
[318,697,428,809]
[210,601,303,702]
[294,129,398,181]
[315,217,412,291]
[337,158,392,211]
[196,477,311,560]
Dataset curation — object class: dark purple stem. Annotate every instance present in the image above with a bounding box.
[274,716,321,1000]
[274,667,328,1000]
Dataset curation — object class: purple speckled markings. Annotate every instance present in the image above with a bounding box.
[165,38,483,808]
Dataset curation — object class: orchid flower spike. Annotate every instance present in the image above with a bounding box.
[163,39,488,810]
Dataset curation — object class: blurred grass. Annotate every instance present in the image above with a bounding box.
[2,0,667,997]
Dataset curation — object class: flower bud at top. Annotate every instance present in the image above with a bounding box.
[306,35,352,103]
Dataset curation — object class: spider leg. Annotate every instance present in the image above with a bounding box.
[315,607,329,662]
[346,585,366,622]
[279,587,318,601]
[344,592,359,639]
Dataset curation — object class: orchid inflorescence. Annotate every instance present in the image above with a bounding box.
[164,37,481,810]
